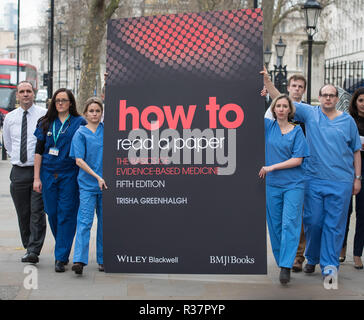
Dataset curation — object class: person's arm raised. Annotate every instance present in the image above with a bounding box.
[260,66,280,100]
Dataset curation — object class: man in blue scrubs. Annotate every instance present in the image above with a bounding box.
[263,73,362,280]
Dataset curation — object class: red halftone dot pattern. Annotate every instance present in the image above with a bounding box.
[107,9,262,85]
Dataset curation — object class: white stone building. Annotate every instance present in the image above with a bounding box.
[5,27,47,89]
[321,0,364,92]
[324,0,364,62]
[0,29,16,59]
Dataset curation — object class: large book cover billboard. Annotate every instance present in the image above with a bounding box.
[103,9,266,274]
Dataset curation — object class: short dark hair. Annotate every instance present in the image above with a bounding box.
[17,81,34,92]
[287,74,306,89]
[319,84,338,97]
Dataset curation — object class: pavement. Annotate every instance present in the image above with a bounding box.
[0,159,364,301]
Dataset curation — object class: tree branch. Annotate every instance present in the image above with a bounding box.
[273,4,301,31]
[105,0,120,21]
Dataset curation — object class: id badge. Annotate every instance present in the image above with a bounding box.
[49,147,59,156]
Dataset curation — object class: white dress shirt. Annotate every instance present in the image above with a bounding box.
[3,104,47,166]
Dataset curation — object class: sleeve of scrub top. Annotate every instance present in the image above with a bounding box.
[264,118,275,138]
[34,123,46,141]
[293,102,313,123]
[291,126,310,158]
[349,117,362,152]
[70,130,86,160]
[80,117,87,126]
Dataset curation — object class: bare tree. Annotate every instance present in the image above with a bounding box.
[262,0,274,51]
[76,0,120,110]
[196,0,224,11]
[263,0,332,50]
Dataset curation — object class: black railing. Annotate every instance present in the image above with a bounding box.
[273,65,288,95]
[325,60,364,93]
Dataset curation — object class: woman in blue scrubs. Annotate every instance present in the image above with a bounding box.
[33,88,86,272]
[70,97,106,275]
[259,94,309,285]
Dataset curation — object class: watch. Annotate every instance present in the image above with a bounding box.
[355,175,362,180]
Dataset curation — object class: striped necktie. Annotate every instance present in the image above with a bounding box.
[20,110,28,163]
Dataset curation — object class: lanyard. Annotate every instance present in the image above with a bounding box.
[52,115,70,147]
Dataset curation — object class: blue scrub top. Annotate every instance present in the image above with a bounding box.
[70,123,103,193]
[265,118,309,189]
[294,103,361,182]
[34,115,87,172]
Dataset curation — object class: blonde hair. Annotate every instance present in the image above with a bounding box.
[83,97,103,114]
[270,94,295,121]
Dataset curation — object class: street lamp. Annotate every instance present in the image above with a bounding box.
[302,0,322,104]
[275,37,286,67]
[273,37,287,94]
[264,46,272,69]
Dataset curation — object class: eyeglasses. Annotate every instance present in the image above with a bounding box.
[55,99,70,104]
[320,94,337,99]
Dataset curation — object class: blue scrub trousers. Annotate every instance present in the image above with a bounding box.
[303,178,352,273]
[73,190,103,266]
[266,185,304,269]
[41,168,79,262]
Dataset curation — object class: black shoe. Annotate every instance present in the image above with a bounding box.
[303,263,316,274]
[72,263,84,275]
[55,260,66,273]
[98,264,104,272]
[21,252,39,264]
[279,267,291,284]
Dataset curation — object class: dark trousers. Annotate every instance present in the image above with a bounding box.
[10,165,46,255]
[342,156,364,257]
[343,194,364,257]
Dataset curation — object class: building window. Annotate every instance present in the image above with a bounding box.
[280,22,286,33]
[296,54,303,69]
